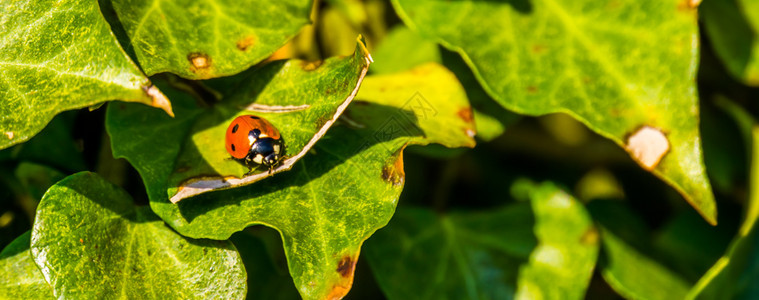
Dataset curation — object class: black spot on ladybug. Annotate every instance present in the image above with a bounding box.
[231,144,236,152]
[249,116,260,120]
[232,124,239,133]
[336,256,356,278]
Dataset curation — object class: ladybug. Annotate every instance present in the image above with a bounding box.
[225,115,284,173]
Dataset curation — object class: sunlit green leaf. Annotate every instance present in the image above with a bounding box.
[702,0,759,86]
[600,228,690,300]
[108,39,475,298]
[516,182,598,299]
[151,38,370,203]
[0,231,53,299]
[0,0,173,150]
[30,172,246,299]
[391,0,716,224]
[112,0,312,79]
[365,204,536,299]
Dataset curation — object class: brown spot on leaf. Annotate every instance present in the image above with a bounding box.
[176,165,191,173]
[188,52,212,74]
[336,256,356,278]
[301,60,323,71]
[236,35,256,51]
[531,44,546,54]
[326,255,358,300]
[457,108,474,124]
[527,86,538,94]
[381,151,405,186]
[79,238,84,244]
[580,227,599,245]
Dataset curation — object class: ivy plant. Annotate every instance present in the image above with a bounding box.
[2,0,759,299]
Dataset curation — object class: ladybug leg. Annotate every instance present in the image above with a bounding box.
[241,156,258,176]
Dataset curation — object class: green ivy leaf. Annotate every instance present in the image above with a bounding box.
[364,204,536,299]
[30,172,246,299]
[516,182,599,299]
[600,228,690,300]
[107,40,475,298]
[0,231,53,299]
[0,0,173,150]
[112,0,312,79]
[391,0,717,224]
[150,38,371,203]
[702,0,759,86]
